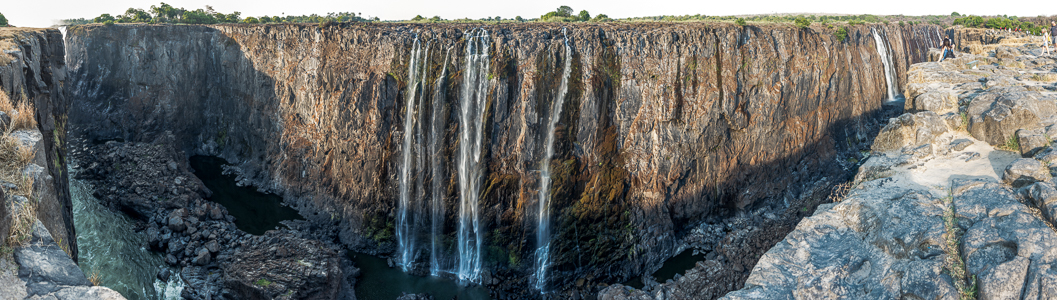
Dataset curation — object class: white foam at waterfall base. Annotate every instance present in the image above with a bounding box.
[456,29,490,284]
[872,28,903,103]
[534,28,573,293]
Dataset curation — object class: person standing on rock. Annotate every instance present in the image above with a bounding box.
[1050,21,1057,52]
[939,38,955,62]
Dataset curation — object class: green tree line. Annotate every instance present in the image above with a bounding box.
[953,15,1046,34]
[61,2,371,26]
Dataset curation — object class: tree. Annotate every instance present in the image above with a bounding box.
[515,16,524,22]
[412,15,424,21]
[495,16,501,22]
[94,13,116,23]
[578,10,590,22]
[951,12,961,17]
[122,8,152,23]
[0,12,7,26]
[591,14,610,22]
[242,17,259,24]
[735,18,746,26]
[794,16,811,28]
[430,16,441,22]
[557,6,573,17]
[835,27,848,42]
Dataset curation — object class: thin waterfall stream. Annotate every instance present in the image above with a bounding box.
[398,37,431,271]
[457,29,490,284]
[534,28,573,293]
[872,28,904,103]
[429,48,451,277]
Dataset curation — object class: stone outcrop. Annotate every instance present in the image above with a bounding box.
[713,39,1057,299]
[65,22,944,297]
[0,27,74,260]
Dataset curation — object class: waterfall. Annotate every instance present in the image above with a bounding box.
[397,37,430,271]
[430,48,451,277]
[456,29,490,284]
[871,28,902,103]
[534,28,573,293]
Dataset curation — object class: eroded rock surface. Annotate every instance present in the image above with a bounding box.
[715,39,1057,299]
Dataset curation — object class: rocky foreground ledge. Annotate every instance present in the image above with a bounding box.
[603,41,1057,299]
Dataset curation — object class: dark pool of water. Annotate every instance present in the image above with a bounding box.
[624,250,706,289]
[189,155,303,235]
[349,253,491,300]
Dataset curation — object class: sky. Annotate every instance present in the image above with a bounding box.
[2,0,1052,28]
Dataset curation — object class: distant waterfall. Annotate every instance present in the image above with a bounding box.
[457,29,490,284]
[397,37,430,271]
[871,28,902,102]
[430,48,451,277]
[534,29,573,293]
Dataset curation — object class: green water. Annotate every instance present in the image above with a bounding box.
[72,175,184,299]
[624,250,706,289]
[350,253,491,300]
[188,155,304,235]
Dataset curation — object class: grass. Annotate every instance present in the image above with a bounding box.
[942,192,978,300]
[255,278,272,287]
[959,112,969,132]
[997,134,1020,152]
[88,270,102,286]
[827,182,853,203]
[7,196,37,247]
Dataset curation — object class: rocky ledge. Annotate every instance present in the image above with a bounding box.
[603,40,1057,299]
[71,135,354,299]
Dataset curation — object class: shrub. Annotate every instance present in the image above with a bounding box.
[242,17,259,24]
[835,27,848,42]
[94,13,115,23]
[794,16,811,28]
[735,18,746,26]
[0,12,7,26]
[103,20,115,26]
[411,15,424,21]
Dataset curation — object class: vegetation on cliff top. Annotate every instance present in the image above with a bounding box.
[0,12,8,27]
[61,2,373,26]
[953,15,1046,34]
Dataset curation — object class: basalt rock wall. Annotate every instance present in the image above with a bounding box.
[65,22,941,292]
[0,28,74,261]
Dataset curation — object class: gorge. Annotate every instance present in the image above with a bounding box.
[0,21,972,299]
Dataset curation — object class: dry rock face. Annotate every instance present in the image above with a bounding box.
[0,28,74,260]
[66,22,943,296]
[713,41,1057,299]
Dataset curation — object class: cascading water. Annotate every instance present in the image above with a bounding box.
[397,37,430,271]
[871,28,902,103]
[430,48,451,277]
[534,28,573,293]
[72,167,184,299]
[456,29,490,284]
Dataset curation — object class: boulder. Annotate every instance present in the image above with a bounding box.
[968,91,1057,146]
[995,46,1021,60]
[908,90,958,114]
[1028,182,1057,222]
[985,76,1018,90]
[1003,158,1051,188]
[1017,128,1050,157]
[873,112,949,153]
[167,210,186,232]
[942,112,964,131]
[979,256,1029,300]
[193,248,211,265]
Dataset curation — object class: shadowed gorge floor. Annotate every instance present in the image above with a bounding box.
[188,156,303,235]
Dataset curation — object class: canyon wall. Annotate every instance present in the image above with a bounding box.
[0,28,74,260]
[65,22,943,293]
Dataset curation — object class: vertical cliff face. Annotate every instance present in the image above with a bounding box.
[65,22,941,292]
[0,28,74,261]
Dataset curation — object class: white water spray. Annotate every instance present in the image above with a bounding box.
[429,48,451,277]
[397,37,430,271]
[456,29,490,284]
[534,28,573,293]
[871,28,901,102]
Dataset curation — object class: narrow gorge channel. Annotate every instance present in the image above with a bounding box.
[34,21,950,299]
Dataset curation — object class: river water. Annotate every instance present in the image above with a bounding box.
[72,171,184,299]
